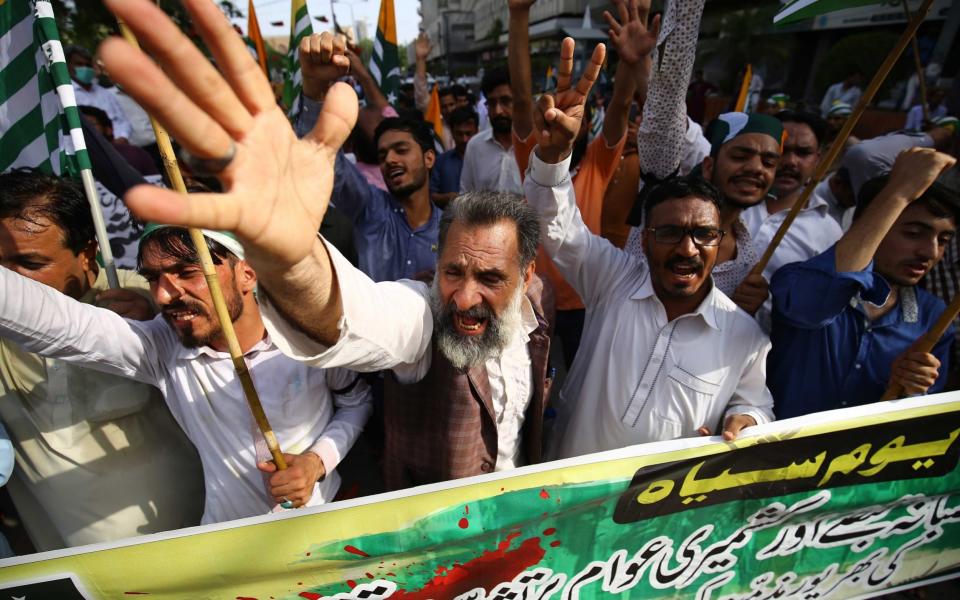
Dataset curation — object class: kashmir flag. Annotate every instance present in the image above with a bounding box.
[282,0,314,114]
[424,83,444,152]
[248,0,268,76]
[734,64,752,112]
[774,0,880,26]
[0,0,91,175]
[369,0,400,104]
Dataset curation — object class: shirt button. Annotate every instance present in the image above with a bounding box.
[480,462,493,472]
[406,260,412,265]
[855,364,862,369]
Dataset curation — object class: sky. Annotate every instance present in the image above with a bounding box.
[242,0,422,46]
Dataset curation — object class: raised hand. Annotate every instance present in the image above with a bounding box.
[414,31,432,62]
[603,0,660,66]
[508,0,537,12]
[300,31,351,100]
[98,0,358,275]
[533,38,606,164]
[885,147,956,203]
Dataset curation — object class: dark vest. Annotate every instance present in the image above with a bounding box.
[382,276,553,491]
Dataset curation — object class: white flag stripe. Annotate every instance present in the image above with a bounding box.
[374,37,383,56]
[35,1,55,19]
[0,74,40,128]
[43,38,65,64]
[9,135,50,170]
[294,15,311,37]
[54,83,78,110]
[369,61,381,82]
[68,126,85,153]
[0,17,34,68]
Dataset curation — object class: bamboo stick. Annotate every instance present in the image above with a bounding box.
[117,22,287,471]
[751,0,935,277]
[880,291,960,401]
[903,0,929,123]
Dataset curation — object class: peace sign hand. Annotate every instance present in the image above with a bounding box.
[99,0,358,273]
[533,38,606,164]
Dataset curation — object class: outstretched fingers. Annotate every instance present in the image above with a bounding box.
[603,11,622,36]
[575,43,606,97]
[123,185,245,233]
[98,37,233,161]
[555,38,575,93]
[102,0,253,141]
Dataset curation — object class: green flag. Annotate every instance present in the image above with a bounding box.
[774,0,881,26]
[282,0,313,114]
[0,0,90,175]
[369,0,400,104]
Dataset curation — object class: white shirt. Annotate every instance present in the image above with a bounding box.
[111,88,157,147]
[459,128,522,195]
[72,82,133,140]
[813,177,855,232]
[523,151,774,460]
[0,267,371,524]
[742,192,844,332]
[820,83,862,117]
[260,238,538,471]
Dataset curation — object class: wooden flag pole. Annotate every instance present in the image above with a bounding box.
[880,292,960,401]
[751,0,935,277]
[117,22,288,471]
[903,0,930,123]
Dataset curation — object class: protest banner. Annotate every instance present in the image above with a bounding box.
[1,393,959,599]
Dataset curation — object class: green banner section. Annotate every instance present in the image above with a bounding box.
[1,395,959,599]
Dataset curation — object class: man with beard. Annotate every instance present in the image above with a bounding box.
[459,67,522,195]
[769,148,958,418]
[0,169,202,550]
[0,224,372,524]
[330,117,440,282]
[522,39,773,460]
[742,110,843,331]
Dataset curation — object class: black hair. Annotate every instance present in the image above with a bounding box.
[481,67,510,98]
[136,227,237,271]
[438,86,455,99]
[642,175,723,225]
[451,84,467,98]
[0,168,94,254]
[440,192,540,268]
[775,109,827,148]
[448,106,479,129]
[79,105,112,131]
[374,116,436,155]
[854,174,960,224]
[64,45,92,63]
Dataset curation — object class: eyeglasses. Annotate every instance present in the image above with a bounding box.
[485,96,513,109]
[646,226,725,247]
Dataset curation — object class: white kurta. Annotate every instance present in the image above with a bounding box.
[459,128,522,195]
[523,150,774,460]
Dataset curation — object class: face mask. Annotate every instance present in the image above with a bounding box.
[73,66,95,85]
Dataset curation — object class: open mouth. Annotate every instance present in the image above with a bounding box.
[454,313,488,336]
[165,309,201,325]
[386,166,406,184]
[732,177,764,192]
[903,263,929,278]
[668,263,701,282]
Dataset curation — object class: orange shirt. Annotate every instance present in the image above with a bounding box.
[515,131,627,311]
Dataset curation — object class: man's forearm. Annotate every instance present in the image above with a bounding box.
[254,237,344,346]
[508,6,534,139]
[354,65,389,109]
[602,61,636,146]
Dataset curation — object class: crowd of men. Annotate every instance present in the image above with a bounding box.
[0,0,958,557]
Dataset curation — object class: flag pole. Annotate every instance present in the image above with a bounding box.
[78,169,120,289]
[734,65,751,112]
[117,22,288,472]
[880,292,960,401]
[903,0,929,123]
[751,0,935,277]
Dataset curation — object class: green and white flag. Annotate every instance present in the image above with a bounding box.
[774,0,881,26]
[0,0,90,175]
[282,0,313,115]
[369,0,400,104]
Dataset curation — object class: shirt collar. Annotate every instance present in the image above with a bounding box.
[849,285,919,324]
[177,331,274,360]
[520,296,539,341]
[630,270,723,331]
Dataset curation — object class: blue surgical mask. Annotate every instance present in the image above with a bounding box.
[73,66,95,85]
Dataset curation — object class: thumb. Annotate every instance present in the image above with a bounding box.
[257,460,278,474]
[306,81,359,151]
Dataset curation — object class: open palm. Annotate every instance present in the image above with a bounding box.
[99,0,357,270]
[604,0,661,66]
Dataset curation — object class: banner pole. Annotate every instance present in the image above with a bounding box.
[78,169,120,289]
[751,0,935,277]
[116,21,288,471]
[903,0,930,123]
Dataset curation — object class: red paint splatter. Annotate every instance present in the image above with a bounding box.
[346,580,357,589]
[465,504,469,514]
[539,489,550,499]
[124,594,150,596]
[298,593,322,600]
[550,540,561,547]
[236,597,258,600]
[365,572,375,579]
[543,528,556,536]
[305,552,311,556]
[458,518,469,529]
[344,545,370,558]
[386,572,396,577]
[391,533,545,599]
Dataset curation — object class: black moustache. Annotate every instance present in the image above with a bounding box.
[666,258,704,270]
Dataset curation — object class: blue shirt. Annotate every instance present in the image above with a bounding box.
[429,149,464,194]
[333,153,441,282]
[769,245,952,419]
